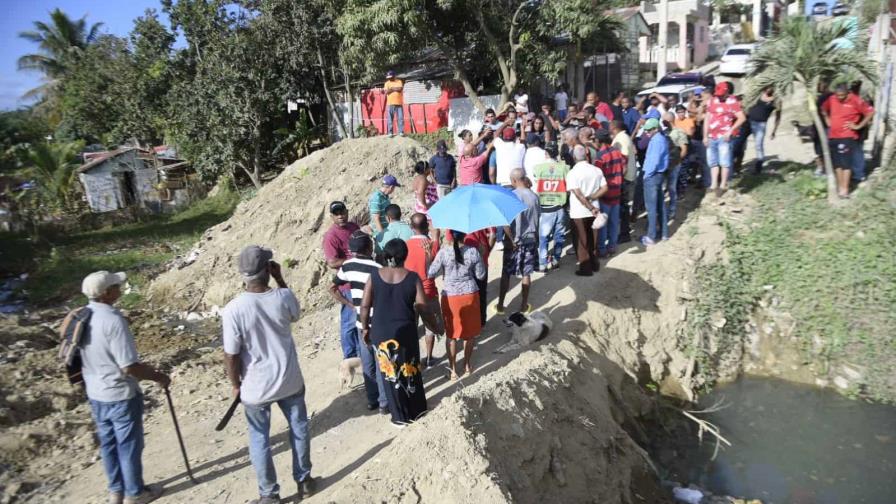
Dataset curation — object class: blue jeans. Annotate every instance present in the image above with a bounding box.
[558,109,568,121]
[340,290,359,359]
[706,138,732,169]
[89,394,145,497]
[643,173,664,241]
[357,333,388,408]
[750,120,767,162]
[663,164,681,236]
[244,390,312,497]
[538,209,566,268]
[386,105,404,135]
[598,202,620,254]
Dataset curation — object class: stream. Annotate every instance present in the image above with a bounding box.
[673,376,896,503]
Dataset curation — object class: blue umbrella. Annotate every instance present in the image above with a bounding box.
[427,183,525,233]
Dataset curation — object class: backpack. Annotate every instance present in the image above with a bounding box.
[58,307,92,387]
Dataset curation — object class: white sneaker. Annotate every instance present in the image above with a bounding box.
[123,485,164,504]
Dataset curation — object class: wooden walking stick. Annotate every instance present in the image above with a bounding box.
[164,387,199,484]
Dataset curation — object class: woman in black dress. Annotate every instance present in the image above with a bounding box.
[359,239,441,427]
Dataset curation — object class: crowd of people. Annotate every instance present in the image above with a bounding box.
[72,75,875,504]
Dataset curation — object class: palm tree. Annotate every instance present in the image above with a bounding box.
[17,8,104,100]
[25,141,84,214]
[746,17,877,203]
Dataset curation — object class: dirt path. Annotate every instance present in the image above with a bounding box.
[14,103,819,503]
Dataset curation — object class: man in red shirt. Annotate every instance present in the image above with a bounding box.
[321,201,361,359]
[458,141,494,185]
[586,91,615,122]
[405,213,443,365]
[594,130,626,257]
[703,82,746,198]
[821,83,874,198]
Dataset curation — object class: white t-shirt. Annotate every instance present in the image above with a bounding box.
[554,91,569,111]
[81,301,141,402]
[493,137,527,186]
[566,161,607,219]
[523,147,547,173]
[222,288,304,405]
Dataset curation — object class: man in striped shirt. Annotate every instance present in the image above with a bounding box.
[329,231,387,414]
[594,129,626,257]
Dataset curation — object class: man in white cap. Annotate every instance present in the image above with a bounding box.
[222,246,314,504]
[79,270,170,504]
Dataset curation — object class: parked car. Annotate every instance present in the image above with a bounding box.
[831,2,850,16]
[636,83,702,105]
[811,1,829,16]
[719,44,757,76]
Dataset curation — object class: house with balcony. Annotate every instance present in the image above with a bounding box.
[639,0,711,72]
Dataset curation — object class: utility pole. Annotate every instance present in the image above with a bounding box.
[752,0,763,39]
[657,0,668,80]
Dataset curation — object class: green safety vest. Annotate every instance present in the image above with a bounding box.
[531,161,570,208]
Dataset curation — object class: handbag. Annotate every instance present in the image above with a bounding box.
[591,211,607,230]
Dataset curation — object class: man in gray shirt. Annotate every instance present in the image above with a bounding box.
[79,270,170,504]
[223,246,314,504]
[496,168,541,314]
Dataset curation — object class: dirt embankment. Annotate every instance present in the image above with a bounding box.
[149,136,430,313]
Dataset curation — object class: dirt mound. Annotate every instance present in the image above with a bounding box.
[326,340,670,504]
[149,136,430,311]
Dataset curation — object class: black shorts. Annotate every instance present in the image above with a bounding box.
[829,138,856,169]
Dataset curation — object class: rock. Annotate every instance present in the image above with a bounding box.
[833,376,850,390]
[185,312,203,322]
[840,365,862,381]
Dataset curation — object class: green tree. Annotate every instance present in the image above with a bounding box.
[165,1,294,188]
[55,35,131,145]
[0,109,52,173]
[24,141,84,214]
[112,9,176,146]
[746,17,877,203]
[339,0,623,112]
[17,8,104,101]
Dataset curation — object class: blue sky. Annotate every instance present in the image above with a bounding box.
[0,0,168,111]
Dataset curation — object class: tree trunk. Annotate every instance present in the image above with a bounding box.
[316,47,348,140]
[239,161,262,190]
[806,89,837,203]
[453,63,488,113]
[340,57,355,138]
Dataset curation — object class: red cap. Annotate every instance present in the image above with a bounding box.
[502,128,517,141]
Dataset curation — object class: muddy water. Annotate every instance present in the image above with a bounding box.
[677,376,896,503]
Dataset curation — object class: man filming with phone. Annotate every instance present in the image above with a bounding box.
[222,245,314,504]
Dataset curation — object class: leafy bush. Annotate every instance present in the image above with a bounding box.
[689,164,896,401]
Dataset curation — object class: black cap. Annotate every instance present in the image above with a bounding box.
[595,129,612,144]
[329,201,347,214]
[349,230,371,253]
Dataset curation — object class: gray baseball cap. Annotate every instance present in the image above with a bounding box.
[238,245,273,278]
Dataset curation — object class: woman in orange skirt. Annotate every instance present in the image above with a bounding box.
[428,230,487,379]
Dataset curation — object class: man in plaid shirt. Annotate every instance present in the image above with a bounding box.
[593,129,626,257]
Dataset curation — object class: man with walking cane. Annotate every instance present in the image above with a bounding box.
[223,246,315,504]
[79,271,169,504]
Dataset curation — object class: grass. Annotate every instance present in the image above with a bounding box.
[0,183,240,307]
[406,128,455,151]
[689,162,896,401]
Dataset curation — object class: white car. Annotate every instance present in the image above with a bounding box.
[719,44,757,76]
